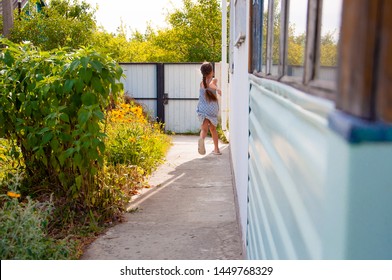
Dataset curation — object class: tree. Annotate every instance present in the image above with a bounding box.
[91,0,223,63]
[164,0,222,62]
[10,0,96,50]
[320,30,338,67]
[1,0,14,37]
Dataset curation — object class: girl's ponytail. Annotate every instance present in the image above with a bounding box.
[201,62,218,102]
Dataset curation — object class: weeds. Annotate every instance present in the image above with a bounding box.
[0,173,76,260]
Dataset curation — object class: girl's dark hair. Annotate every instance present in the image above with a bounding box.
[200,62,217,102]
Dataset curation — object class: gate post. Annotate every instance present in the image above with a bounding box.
[156,63,165,123]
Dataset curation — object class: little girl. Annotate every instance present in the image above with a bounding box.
[196,62,222,155]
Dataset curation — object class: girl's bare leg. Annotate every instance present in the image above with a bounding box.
[209,123,220,153]
[198,119,209,155]
[200,119,209,139]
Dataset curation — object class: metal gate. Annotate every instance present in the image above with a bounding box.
[120,63,202,133]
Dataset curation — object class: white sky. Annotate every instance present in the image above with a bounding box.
[82,0,184,34]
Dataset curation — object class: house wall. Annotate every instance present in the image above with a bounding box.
[229,0,251,253]
[247,77,334,259]
[228,0,392,260]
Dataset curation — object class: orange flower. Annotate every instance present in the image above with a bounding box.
[7,191,21,198]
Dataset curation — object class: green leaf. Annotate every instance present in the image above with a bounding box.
[59,133,72,142]
[64,148,75,158]
[93,109,105,120]
[81,57,89,69]
[39,127,51,134]
[59,148,75,166]
[75,79,84,93]
[64,79,75,93]
[69,60,81,72]
[50,139,60,151]
[4,51,15,67]
[75,175,82,189]
[42,132,53,145]
[90,60,103,73]
[88,149,98,160]
[60,113,70,123]
[81,92,96,106]
[91,76,104,93]
[78,110,91,125]
[90,167,98,176]
[80,68,93,83]
[98,141,105,154]
[73,153,82,170]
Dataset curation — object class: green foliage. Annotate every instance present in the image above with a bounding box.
[8,0,223,63]
[101,164,145,198]
[0,38,123,223]
[0,138,23,183]
[105,102,172,175]
[216,123,228,144]
[91,29,133,62]
[0,192,76,259]
[165,0,222,62]
[320,30,339,67]
[10,0,96,50]
[89,0,223,63]
[0,15,3,35]
[0,196,73,259]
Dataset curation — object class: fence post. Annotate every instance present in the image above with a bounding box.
[156,63,165,123]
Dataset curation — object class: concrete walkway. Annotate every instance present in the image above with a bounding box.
[81,135,243,260]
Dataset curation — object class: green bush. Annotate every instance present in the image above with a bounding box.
[105,102,171,175]
[0,39,123,223]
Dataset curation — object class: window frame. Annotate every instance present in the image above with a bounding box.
[249,0,392,123]
[250,0,338,100]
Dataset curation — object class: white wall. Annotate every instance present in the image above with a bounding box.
[229,0,251,253]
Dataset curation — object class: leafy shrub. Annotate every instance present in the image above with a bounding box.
[0,138,23,183]
[0,39,123,224]
[105,101,171,175]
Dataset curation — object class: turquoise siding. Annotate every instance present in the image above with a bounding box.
[247,77,392,259]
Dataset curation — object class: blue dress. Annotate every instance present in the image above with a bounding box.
[196,87,219,126]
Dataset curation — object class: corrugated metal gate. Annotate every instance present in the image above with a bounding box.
[120,63,203,133]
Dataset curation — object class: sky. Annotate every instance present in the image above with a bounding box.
[82,0,184,34]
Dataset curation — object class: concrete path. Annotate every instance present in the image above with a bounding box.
[81,135,243,260]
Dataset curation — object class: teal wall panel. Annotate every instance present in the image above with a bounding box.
[247,77,392,259]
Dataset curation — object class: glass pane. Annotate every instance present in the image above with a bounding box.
[271,0,281,76]
[319,0,342,81]
[286,0,308,78]
[262,0,269,73]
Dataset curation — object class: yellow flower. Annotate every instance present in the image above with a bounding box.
[7,191,21,198]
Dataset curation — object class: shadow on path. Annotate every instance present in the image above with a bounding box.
[82,135,243,260]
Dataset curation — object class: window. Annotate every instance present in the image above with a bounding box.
[286,0,308,78]
[261,0,269,73]
[318,0,342,81]
[251,0,343,98]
